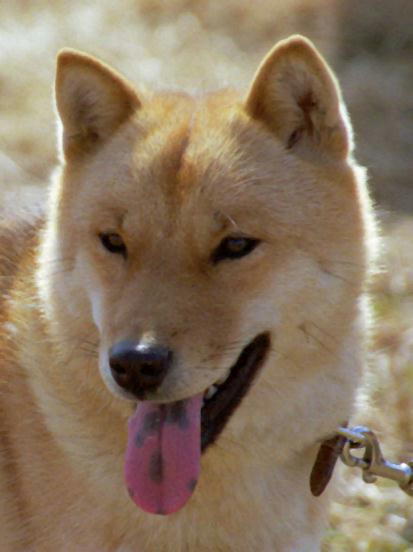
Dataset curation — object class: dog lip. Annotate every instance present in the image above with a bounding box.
[200,332,271,451]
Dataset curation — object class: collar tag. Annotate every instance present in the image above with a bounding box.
[310,426,347,497]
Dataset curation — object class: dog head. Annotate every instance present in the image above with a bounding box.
[40,36,370,457]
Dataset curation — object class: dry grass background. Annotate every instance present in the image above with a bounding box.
[1,1,413,549]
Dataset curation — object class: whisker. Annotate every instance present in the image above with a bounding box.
[298,324,334,356]
[322,269,358,286]
[325,259,364,267]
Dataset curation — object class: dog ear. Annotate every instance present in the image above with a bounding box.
[245,35,351,159]
[55,49,140,160]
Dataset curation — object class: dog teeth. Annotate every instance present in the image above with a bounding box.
[205,385,218,400]
[203,369,232,405]
[216,370,230,385]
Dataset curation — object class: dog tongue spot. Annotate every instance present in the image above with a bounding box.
[125,394,202,515]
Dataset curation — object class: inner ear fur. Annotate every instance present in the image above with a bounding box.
[245,35,350,159]
[55,49,140,160]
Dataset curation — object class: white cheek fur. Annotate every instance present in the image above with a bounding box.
[89,290,104,332]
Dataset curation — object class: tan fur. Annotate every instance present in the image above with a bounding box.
[0,36,375,550]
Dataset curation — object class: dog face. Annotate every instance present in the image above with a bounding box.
[43,37,367,424]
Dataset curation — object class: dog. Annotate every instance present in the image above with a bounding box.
[0,35,375,550]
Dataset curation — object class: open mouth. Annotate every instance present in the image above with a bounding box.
[201,332,271,450]
[124,332,271,516]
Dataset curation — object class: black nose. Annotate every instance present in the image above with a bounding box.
[109,340,172,396]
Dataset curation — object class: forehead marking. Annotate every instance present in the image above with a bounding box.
[213,211,239,234]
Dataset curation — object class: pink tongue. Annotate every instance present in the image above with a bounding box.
[125,393,202,515]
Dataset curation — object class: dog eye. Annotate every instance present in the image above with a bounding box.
[99,232,127,257]
[212,236,260,264]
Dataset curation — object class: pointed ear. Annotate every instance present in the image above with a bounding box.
[55,49,140,160]
[245,35,351,159]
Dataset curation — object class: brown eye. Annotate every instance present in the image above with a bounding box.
[211,236,260,264]
[99,232,127,258]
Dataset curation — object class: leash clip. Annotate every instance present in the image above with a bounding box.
[337,426,413,496]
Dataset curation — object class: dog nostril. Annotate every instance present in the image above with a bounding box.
[140,362,158,377]
[111,363,127,376]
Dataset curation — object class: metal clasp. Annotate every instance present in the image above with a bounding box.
[337,426,413,496]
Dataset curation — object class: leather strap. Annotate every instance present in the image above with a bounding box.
[310,423,348,497]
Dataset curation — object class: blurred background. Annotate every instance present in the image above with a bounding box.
[0,1,412,549]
